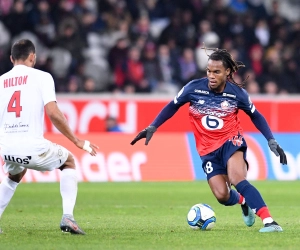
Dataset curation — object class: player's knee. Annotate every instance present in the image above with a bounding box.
[60,153,76,170]
[229,176,245,187]
[217,197,229,205]
[228,166,247,186]
[9,169,27,183]
[213,189,230,204]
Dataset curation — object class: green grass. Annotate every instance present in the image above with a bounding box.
[0,181,300,250]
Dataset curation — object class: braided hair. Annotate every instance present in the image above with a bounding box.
[202,45,246,88]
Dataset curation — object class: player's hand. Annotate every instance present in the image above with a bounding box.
[75,139,99,156]
[130,126,157,145]
[268,139,287,165]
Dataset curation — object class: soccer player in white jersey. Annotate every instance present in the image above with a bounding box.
[0,39,98,235]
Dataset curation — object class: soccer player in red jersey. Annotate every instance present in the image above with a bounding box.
[131,48,287,233]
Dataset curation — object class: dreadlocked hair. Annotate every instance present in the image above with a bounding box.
[201,44,247,88]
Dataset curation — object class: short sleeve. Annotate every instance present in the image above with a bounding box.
[42,72,56,105]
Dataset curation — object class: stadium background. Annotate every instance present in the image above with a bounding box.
[0,0,300,182]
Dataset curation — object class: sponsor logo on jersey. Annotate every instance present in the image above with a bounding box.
[222,93,236,98]
[198,109,227,118]
[4,122,29,132]
[194,89,209,94]
[221,101,229,109]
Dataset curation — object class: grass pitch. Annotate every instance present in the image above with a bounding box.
[0,181,299,250]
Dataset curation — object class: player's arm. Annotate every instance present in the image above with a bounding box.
[246,109,273,140]
[42,73,98,155]
[241,94,287,164]
[131,85,189,145]
[45,101,99,155]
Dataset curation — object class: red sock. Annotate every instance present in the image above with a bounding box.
[238,194,244,204]
[256,206,271,220]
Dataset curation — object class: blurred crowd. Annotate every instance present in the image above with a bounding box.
[0,0,300,95]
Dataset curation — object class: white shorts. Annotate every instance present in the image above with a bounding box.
[1,142,69,175]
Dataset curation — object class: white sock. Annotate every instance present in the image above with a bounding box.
[0,177,19,218]
[263,217,274,225]
[60,169,77,216]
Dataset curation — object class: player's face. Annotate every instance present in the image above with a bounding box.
[206,59,230,93]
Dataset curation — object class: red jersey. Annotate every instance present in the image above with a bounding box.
[174,78,255,156]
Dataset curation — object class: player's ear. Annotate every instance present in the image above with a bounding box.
[226,68,230,76]
[28,53,35,62]
[10,55,14,64]
[28,53,36,67]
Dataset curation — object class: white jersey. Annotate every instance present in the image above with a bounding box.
[0,65,56,155]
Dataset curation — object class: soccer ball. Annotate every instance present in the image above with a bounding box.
[187,203,216,230]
